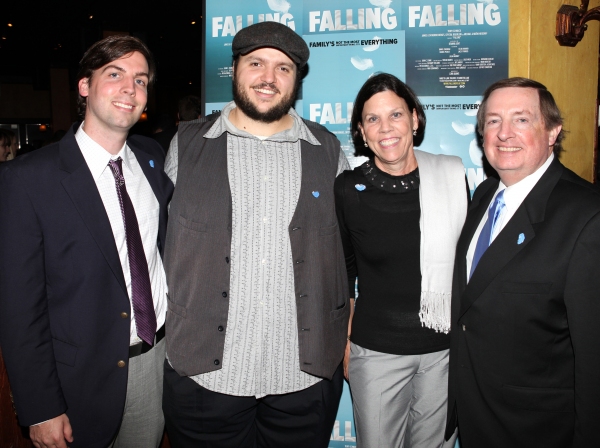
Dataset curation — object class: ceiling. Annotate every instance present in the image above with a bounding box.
[1,1,205,90]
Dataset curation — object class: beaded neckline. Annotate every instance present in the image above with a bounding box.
[361,160,420,193]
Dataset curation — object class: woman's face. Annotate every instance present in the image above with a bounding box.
[358,90,418,175]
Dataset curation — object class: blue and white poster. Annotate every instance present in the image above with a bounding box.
[203,0,508,445]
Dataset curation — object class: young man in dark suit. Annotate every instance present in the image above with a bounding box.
[446,77,600,448]
[0,35,173,448]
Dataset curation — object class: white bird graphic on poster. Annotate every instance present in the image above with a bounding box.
[267,0,291,13]
[363,36,381,52]
[452,121,475,136]
[469,138,483,167]
[369,0,393,8]
[351,57,374,70]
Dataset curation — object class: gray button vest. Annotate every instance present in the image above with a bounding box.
[164,117,349,380]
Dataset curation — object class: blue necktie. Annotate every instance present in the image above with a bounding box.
[470,189,505,278]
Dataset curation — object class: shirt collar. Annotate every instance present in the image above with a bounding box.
[204,101,320,146]
[75,121,132,181]
[495,152,555,212]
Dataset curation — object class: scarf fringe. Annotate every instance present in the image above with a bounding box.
[419,290,451,334]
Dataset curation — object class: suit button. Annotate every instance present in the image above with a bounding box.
[225,256,230,263]
[117,360,126,368]
[462,324,466,331]
[121,312,128,319]
[222,292,228,298]
[218,326,224,332]
[214,359,220,366]
[295,259,304,264]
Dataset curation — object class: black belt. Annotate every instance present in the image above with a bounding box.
[129,325,165,358]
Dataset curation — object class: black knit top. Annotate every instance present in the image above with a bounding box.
[334,160,450,355]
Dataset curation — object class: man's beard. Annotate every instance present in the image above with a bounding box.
[232,76,299,123]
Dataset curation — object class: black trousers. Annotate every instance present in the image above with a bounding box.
[163,360,344,448]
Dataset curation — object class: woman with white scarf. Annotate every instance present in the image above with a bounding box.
[335,73,466,448]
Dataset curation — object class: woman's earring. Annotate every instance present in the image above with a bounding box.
[364,141,368,147]
[413,130,417,136]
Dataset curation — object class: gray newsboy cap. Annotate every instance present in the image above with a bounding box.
[232,22,310,68]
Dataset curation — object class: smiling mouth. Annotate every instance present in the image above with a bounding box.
[252,83,279,96]
[379,138,399,147]
[498,147,521,152]
[113,102,134,110]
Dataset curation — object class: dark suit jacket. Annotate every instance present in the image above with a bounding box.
[0,123,173,448]
[446,158,600,448]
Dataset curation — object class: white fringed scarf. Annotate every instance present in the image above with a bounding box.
[414,150,468,333]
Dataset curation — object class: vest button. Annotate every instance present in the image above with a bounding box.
[295,259,304,264]
[214,359,220,366]
[120,312,128,319]
[117,360,126,368]
[218,326,224,332]
[292,227,301,231]
[222,291,228,298]
[225,256,230,263]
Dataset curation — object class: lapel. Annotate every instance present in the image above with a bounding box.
[454,178,497,298]
[127,136,174,255]
[128,139,161,202]
[458,159,564,320]
[59,123,127,295]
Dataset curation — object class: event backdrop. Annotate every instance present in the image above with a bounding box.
[203,0,509,445]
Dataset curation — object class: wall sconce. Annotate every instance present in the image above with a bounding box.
[39,124,48,132]
[139,112,148,122]
[556,0,600,46]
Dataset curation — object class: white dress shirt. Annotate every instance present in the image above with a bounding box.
[75,123,167,345]
[466,153,555,281]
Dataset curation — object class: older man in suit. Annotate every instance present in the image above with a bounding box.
[445,77,600,448]
[0,35,173,448]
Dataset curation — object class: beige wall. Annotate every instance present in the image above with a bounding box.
[509,0,600,181]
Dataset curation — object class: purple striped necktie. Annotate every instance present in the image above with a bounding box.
[108,157,157,345]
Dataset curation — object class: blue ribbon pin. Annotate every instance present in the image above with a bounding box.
[517,233,525,244]
[312,191,320,198]
[355,184,366,191]
[149,160,155,168]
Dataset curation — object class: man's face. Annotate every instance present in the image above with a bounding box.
[482,87,561,186]
[78,51,149,137]
[232,47,299,123]
[0,140,10,162]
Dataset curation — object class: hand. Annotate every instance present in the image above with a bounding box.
[30,414,73,448]
[343,339,351,381]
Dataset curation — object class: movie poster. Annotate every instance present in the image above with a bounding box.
[203,1,509,445]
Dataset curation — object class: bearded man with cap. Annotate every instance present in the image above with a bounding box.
[162,21,350,447]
